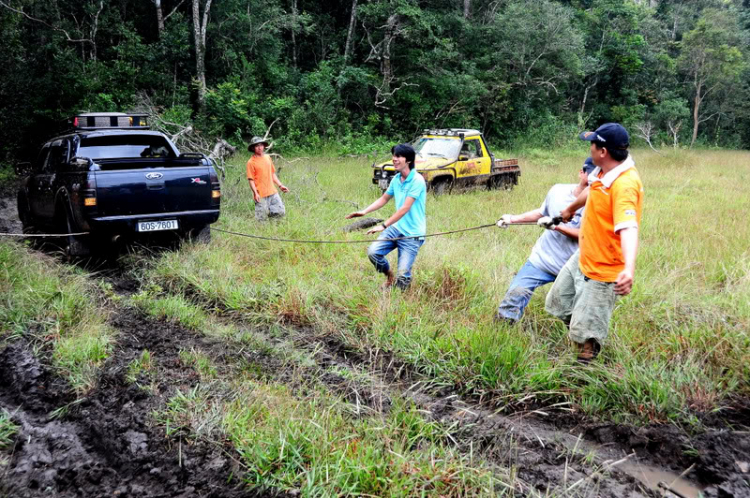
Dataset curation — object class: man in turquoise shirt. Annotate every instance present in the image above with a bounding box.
[346,143,427,289]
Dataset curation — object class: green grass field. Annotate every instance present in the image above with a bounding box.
[3,148,747,495]
[146,148,750,427]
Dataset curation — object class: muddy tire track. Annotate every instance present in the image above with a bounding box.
[294,331,750,498]
[0,310,290,497]
[2,189,748,497]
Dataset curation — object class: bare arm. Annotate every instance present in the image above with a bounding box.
[248,179,260,202]
[552,225,580,240]
[272,172,289,192]
[507,208,543,224]
[346,193,392,219]
[365,196,416,234]
[382,196,415,227]
[614,227,639,295]
[560,187,589,221]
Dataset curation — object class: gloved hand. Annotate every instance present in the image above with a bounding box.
[496,214,513,229]
[537,216,555,229]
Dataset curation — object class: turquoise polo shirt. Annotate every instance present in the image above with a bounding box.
[386,168,427,237]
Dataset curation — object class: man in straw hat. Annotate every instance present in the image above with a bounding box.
[246,136,289,220]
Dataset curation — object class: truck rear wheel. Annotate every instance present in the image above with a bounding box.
[186,224,211,244]
[490,174,515,191]
[59,206,91,258]
[17,192,33,232]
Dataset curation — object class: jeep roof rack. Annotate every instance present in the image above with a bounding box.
[70,112,150,131]
[421,128,480,137]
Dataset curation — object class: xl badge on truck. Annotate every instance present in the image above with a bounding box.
[145,172,163,180]
[191,178,207,185]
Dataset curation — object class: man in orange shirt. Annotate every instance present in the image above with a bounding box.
[246,136,289,220]
[545,123,643,363]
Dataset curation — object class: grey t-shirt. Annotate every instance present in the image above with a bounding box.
[528,184,583,276]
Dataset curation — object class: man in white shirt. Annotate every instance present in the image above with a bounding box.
[495,159,593,323]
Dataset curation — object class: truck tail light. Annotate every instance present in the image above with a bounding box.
[84,177,97,209]
[209,168,221,205]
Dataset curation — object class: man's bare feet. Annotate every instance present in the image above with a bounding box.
[382,270,395,289]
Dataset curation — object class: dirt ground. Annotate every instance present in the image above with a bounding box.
[1,189,749,497]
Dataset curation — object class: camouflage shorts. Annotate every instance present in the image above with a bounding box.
[255,193,286,221]
[544,250,617,345]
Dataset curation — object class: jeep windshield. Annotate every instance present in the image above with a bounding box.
[78,135,176,160]
[412,137,461,159]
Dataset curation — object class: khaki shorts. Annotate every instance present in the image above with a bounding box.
[544,250,617,345]
[255,193,286,221]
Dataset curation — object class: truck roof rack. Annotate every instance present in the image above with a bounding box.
[421,128,480,137]
[69,112,150,131]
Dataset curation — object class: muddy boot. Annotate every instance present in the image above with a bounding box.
[576,339,601,364]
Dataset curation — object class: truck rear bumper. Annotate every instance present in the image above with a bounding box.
[89,209,220,232]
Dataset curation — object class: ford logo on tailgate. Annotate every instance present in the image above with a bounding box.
[145,172,163,180]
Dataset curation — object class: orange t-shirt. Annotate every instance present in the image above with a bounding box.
[579,163,643,282]
[246,154,277,198]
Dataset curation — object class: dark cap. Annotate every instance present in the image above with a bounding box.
[247,136,269,152]
[582,157,596,174]
[579,123,629,149]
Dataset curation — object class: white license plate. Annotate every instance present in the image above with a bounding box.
[137,220,179,232]
[378,179,389,189]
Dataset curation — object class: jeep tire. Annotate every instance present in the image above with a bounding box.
[431,178,451,196]
[59,204,91,258]
[187,224,211,244]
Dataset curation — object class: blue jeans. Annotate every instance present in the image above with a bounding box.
[497,260,556,322]
[367,226,425,290]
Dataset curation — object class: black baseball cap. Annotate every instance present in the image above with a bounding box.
[582,157,596,174]
[579,123,630,149]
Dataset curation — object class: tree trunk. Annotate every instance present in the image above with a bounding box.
[463,0,471,19]
[381,14,398,95]
[691,81,703,148]
[192,0,212,109]
[291,0,298,69]
[154,0,165,35]
[344,0,358,64]
[89,0,104,61]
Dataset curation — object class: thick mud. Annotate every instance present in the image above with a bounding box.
[2,190,749,497]
[0,313,286,497]
[301,331,750,497]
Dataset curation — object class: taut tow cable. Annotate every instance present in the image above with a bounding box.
[212,223,502,244]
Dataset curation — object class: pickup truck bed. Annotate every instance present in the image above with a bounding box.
[17,124,221,257]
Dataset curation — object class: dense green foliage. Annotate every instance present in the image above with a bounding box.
[1,0,749,160]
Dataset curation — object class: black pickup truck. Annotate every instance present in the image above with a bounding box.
[16,112,221,256]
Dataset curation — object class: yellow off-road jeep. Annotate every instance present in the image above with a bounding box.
[372,129,520,193]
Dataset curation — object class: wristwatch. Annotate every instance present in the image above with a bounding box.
[382,223,388,229]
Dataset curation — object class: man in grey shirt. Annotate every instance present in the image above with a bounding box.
[494,159,594,323]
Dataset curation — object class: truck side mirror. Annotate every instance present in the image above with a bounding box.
[14,162,31,176]
[458,154,469,162]
[69,157,92,168]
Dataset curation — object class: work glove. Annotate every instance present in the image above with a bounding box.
[496,214,513,229]
[537,216,555,229]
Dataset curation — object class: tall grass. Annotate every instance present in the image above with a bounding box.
[156,378,505,496]
[0,242,114,391]
[148,149,750,425]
